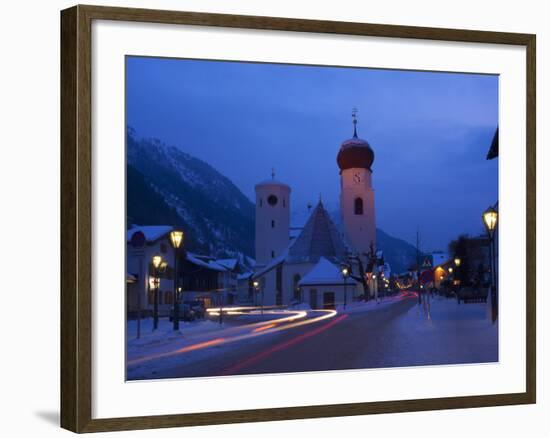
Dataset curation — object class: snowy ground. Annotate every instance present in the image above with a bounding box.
[356,294,498,368]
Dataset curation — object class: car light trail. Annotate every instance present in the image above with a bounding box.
[223,314,349,375]
[252,323,276,333]
[127,338,226,366]
[127,309,337,367]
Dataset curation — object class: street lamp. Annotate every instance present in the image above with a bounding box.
[454,257,461,267]
[151,254,163,330]
[448,267,453,274]
[341,265,350,309]
[252,280,259,306]
[482,207,498,238]
[169,230,184,331]
[482,206,499,323]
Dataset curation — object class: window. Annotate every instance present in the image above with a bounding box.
[268,194,278,206]
[354,197,364,215]
[271,220,275,228]
[283,198,286,207]
[259,198,263,207]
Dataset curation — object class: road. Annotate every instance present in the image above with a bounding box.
[127,293,498,380]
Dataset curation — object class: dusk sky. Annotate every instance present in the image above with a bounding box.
[126,56,498,252]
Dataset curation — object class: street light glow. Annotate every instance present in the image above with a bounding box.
[454,257,461,267]
[170,229,184,249]
[482,206,498,237]
[152,254,162,268]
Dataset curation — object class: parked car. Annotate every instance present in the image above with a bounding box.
[183,300,206,319]
[169,303,196,322]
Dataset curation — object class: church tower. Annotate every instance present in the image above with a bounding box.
[337,109,376,260]
[255,171,291,267]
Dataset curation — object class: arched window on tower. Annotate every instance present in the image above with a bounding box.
[354,197,364,215]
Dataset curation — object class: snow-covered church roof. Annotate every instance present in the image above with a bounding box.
[299,257,358,286]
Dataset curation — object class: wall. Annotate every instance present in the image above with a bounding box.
[0,0,546,437]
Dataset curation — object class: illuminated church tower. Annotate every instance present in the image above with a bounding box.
[337,109,376,260]
[254,170,291,267]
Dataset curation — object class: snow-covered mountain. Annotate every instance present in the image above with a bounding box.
[127,129,255,257]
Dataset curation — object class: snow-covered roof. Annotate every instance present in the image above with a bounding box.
[215,258,238,271]
[299,257,358,286]
[127,225,173,243]
[186,252,227,272]
[252,250,288,279]
[237,271,253,281]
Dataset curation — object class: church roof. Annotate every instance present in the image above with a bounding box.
[337,111,375,172]
[252,201,349,280]
[255,178,290,189]
[286,201,349,264]
[299,257,357,286]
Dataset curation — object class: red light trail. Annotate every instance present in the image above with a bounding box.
[223,314,349,375]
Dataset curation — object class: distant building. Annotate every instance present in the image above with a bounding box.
[126,225,254,317]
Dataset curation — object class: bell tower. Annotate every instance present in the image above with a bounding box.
[337,109,376,259]
[254,170,291,267]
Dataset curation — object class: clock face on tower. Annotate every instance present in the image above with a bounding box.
[353,172,362,184]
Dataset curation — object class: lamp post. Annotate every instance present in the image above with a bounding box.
[151,254,163,330]
[253,280,259,306]
[169,230,184,331]
[482,206,499,323]
[341,265,350,309]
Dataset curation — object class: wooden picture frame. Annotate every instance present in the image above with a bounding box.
[60,4,536,433]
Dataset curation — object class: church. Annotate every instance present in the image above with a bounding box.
[252,112,378,309]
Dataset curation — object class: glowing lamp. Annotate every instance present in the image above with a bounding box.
[170,230,184,249]
[152,254,162,269]
[454,258,461,267]
[482,206,498,238]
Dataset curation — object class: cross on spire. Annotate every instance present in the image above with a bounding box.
[352,107,358,138]
[271,167,275,179]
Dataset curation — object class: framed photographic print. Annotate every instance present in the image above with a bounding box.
[60,4,536,433]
